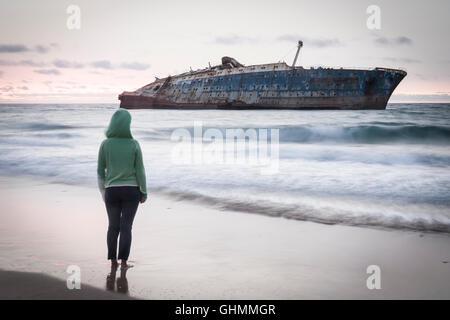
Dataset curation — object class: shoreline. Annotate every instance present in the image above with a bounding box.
[1,172,447,235]
[0,175,449,299]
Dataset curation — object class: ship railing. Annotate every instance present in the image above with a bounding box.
[295,65,407,73]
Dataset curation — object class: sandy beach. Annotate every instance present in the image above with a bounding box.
[0,174,448,299]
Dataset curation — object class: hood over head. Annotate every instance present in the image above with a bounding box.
[105,108,133,139]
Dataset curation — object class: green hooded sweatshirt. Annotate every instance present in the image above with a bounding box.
[97,108,147,200]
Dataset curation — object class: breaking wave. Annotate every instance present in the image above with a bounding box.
[278,124,450,144]
[137,124,450,145]
[161,189,450,233]
[17,122,80,131]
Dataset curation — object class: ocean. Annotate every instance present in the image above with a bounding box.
[0,103,449,232]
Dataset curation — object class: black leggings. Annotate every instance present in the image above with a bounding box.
[105,186,140,260]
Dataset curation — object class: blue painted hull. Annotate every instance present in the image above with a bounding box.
[119,65,406,110]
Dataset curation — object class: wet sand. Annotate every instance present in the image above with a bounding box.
[0,269,134,300]
[0,175,449,299]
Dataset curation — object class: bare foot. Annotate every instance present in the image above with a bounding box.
[121,260,133,270]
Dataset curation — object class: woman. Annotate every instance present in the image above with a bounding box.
[97,108,147,269]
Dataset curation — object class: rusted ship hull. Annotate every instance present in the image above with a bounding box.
[119,94,392,110]
[119,59,406,110]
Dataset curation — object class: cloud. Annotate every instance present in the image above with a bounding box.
[413,73,436,81]
[0,44,29,53]
[17,86,29,90]
[0,59,46,67]
[0,58,150,71]
[119,62,150,70]
[34,68,61,75]
[0,43,57,54]
[374,36,412,46]
[276,35,342,48]
[1,57,149,71]
[0,71,3,77]
[35,45,50,54]
[90,60,113,69]
[0,58,149,71]
[212,34,259,45]
[383,57,421,64]
[53,59,84,69]
[0,85,14,92]
[90,60,150,70]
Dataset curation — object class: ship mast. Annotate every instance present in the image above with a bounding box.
[291,40,303,67]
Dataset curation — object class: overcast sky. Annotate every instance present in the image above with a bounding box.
[0,0,449,103]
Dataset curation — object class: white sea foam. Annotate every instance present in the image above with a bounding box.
[0,103,449,232]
